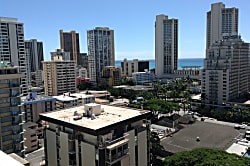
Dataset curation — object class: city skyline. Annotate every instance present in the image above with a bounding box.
[0,0,250,60]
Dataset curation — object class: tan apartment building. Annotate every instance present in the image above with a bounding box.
[40,104,151,166]
[100,66,121,87]
[43,55,76,96]
[121,59,149,77]
[0,62,25,157]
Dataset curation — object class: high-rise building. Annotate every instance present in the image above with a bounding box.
[206,2,238,50]
[25,39,44,72]
[59,30,80,65]
[0,62,25,157]
[87,27,115,84]
[155,15,178,78]
[202,35,249,105]
[40,104,151,166]
[42,55,76,96]
[121,59,149,77]
[0,17,28,94]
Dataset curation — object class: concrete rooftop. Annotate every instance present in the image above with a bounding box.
[40,105,151,130]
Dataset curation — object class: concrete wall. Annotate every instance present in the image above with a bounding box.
[81,142,95,166]
[138,130,148,166]
[59,132,69,166]
[125,130,135,166]
[46,130,57,166]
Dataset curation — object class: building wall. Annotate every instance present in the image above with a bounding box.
[46,129,57,166]
[81,142,95,166]
[0,64,25,157]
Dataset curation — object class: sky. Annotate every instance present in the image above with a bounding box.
[0,0,250,60]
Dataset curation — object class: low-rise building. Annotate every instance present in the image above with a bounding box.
[132,71,154,85]
[54,92,95,110]
[40,104,151,166]
[21,93,56,122]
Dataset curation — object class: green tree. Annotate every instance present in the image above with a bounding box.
[164,148,250,166]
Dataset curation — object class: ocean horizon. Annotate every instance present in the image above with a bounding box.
[115,58,204,70]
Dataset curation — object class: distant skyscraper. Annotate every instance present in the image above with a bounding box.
[78,53,88,69]
[206,2,238,49]
[87,27,115,84]
[59,30,80,65]
[25,39,44,72]
[202,35,249,105]
[155,15,178,78]
[0,17,28,94]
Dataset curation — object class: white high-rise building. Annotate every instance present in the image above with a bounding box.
[155,15,178,78]
[206,2,238,50]
[0,17,28,94]
[202,35,249,105]
[87,27,115,84]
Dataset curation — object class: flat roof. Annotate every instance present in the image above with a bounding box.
[226,143,247,156]
[40,105,151,135]
[161,121,239,153]
[21,95,56,104]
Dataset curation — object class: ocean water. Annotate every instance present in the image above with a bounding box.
[115,58,204,70]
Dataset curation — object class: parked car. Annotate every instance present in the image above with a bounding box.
[234,124,247,129]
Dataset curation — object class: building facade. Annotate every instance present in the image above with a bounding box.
[121,59,149,77]
[51,49,71,61]
[21,93,56,122]
[155,15,178,78]
[43,55,76,96]
[202,35,249,105]
[87,27,115,84]
[78,53,88,69]
[40,104,151,166]
[100,66,121,87]
[25,39,44,72]
[60,30,80,65]
[206,2,238,50]
[23,122,39,153]
[0,62,25,157]
[0,17,28,94]
[132,71,155,85]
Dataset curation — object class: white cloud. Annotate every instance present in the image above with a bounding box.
[115,51,154,60]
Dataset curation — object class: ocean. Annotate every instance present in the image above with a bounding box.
[115,58,204,69]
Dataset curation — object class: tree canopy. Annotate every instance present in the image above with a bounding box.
[164,148,250,166]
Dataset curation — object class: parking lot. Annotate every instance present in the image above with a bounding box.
[161,121,240,153]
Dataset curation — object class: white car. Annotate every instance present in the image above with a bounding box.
[234,124,247,129]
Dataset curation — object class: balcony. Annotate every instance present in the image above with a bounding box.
[105,143,129,164]
[99,133,129,148]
